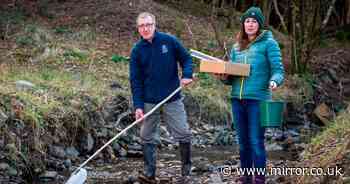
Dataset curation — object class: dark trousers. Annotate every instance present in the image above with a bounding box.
[232,99,266,171]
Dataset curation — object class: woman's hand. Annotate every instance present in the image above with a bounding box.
[269,81,278,91]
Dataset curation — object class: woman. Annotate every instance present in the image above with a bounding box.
[220,7,284,184]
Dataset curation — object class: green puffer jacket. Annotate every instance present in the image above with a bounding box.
[228,30,284,100]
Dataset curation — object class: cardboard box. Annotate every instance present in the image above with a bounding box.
[189,49,250,76]
[200,60,250,76]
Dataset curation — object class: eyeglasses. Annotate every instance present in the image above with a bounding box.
[137,23,154,29]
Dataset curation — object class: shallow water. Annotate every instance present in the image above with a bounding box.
[82,146,293,184]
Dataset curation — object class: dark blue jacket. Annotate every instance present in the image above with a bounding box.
[130,31,193,109]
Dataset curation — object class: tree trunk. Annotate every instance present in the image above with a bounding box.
[261,0,272,26]
[272,0,287,33]
[346,0,350,24]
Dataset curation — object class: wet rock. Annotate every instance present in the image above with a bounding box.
[49,145,66,158]
[266,129,285,141]
[160,153,176,159]
[6,131,17,145]
[287,129,300,137]
[110,81,123,90]
[327,68,339,82]
[127,150,143,158]
[343,177,350,183]
[128,144,142,151]
[266,143,283,152]
[127,175,138,183]
[97,128,108,137]
[101,95,129,123]
[160,126,170,137]
[112,142,122,152]
[0,139,4,148]
[214,129,235,146]
[7,166,17,176]
[208,173,223,183]
[223,159,238,166]
[313,103,334,125]
[15,80,35,91]
[63,159,72,168]
[0,110,8,124]
[160,137,175,146]
[39,171,58,182]
[65,147,80,158]
[0,163,9,171]
[81,133,94,153]
[119,147,128,157]
[202,124,212,132]
[192,157,211,173]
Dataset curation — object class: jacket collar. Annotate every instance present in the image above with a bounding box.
[140,30,159,45]
[246,30,268,48]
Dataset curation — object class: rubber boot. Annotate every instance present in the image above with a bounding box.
[139,143,157,183]
[179,142,192,176]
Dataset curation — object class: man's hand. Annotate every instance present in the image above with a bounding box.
[135,108,144,120]
[269,81,278,91]
[181,78,193,87]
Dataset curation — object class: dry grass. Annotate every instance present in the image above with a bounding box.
[294,106,350,184]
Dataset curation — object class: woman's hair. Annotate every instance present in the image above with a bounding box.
[236,22,261,51]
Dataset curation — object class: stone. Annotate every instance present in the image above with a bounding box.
[15,80,35,91]
[49,145,66,158]
[39,171,58,182]
[0,110,8,124]
[65,147,79,158]
[266,143,283,152]
[0,163,9,171]
[63,159,72,168]
[119,147,127,157]
[313,103,333,125]
[127,150,143,158]
[82,133,94,152]
[208,173,223,184]
[7,167,17,176]
[128,144,142,151]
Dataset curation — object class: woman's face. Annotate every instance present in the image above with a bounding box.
[244,17,259,37]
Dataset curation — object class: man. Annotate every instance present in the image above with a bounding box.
[129,12,193,183]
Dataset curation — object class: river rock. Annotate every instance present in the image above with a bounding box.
[0,163,9,171]
[266,143,283,152]
[65,147,79,158]
[15,80,35,91]
[39,171,58,182]
[0,110,8,124]
[49,145,66,158]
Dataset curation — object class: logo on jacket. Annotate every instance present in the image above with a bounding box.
[162,45,168,54]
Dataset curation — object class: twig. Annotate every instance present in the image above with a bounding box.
[209,17,224,51]
[114,110,132,128]
[184,20,197,49]
[272,0,288,33]
[321,0,337,30]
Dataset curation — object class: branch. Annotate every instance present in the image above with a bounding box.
[321,0,337,30]
[184,20,197,49]
[272,0,288,33]
[209,17,224,51]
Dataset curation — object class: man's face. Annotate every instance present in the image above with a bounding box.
[137,16,155,41]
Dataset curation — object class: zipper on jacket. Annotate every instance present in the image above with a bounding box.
[239,54,247,99]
